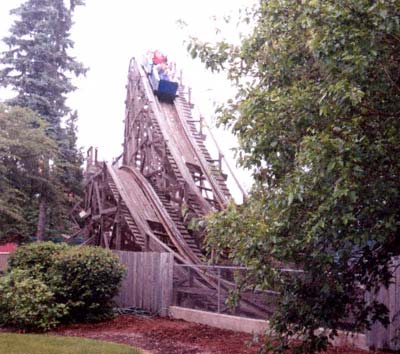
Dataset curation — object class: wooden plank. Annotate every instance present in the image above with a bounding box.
[101,206,117,215]
[389,260,396,348]
[123,251,130,307]
[131,250,137,307]
[147,252,158,312]
[113,251,121,305]
[94,181,103,213]
[0,253,9,272]
[142,253,147,310]
[114,251,124,307]
[146,253,153,312]
[122,251,126,307]
[145,253,152,311]
[137,253,144,309]
[131,251,136,307]
[122,251,129,307]
[133,251,139,308]
[115,201,122,250]
[115,251,122,306]
[102,227,109,249]
[396,258,400,350]
[146,253,154,311]
[160,253,173,316]
[389,257,400,350]
[153,252,161,313]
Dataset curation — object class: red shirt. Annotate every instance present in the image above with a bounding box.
[152,51,167,64]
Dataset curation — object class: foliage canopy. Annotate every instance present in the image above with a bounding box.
[0,0,86,240]
[0,105,55,240]
[189,0,400,352]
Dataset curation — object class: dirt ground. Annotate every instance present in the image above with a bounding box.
[47,314,379,354]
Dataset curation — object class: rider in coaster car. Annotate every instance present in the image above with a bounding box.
[157,61,170,80]
[152,50,167,65]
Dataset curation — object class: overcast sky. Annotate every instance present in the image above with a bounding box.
[0,0,254,201]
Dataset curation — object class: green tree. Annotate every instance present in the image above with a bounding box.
[0,0,87,240]
[50,111,84,237]
[58,111,84,199]
[0,105,55,242]
[190,1,400,352]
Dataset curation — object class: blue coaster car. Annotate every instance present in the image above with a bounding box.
[142,56,179,102]
[156,78,179,102]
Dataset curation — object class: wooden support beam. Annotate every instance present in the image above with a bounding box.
[175,287,220,296]
[115,198,122,250]
[103,229,109,249]
[94,181,103,214]
[101,206,117,215]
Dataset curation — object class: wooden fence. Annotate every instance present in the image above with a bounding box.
[366,256,400,351]
[0,253,10,272]
[113,251,173,316]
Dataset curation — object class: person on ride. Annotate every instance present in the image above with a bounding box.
[157,61,169,80]
[152,50,167,65]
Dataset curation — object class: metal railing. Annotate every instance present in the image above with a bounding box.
[173,263,283,319]
[181,91,248,204]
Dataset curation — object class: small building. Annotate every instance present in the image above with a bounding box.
[0,242,18,253]
[0,242,17,272]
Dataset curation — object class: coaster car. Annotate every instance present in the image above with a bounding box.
[142,54,178,102]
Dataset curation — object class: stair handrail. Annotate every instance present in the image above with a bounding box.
[199,114,248,203]
[173,90,229,209]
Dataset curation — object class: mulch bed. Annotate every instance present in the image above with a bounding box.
[42,315,381,354]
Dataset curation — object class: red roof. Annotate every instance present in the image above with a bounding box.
[0,242,17,253]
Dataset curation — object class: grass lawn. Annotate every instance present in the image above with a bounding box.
[0,333,144,354]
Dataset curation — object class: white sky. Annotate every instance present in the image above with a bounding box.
[0,0,254,202]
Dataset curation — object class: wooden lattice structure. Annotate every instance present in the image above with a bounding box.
[80,58,232,259]
[75,57,265,317]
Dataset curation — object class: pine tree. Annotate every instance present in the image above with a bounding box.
[0,0,87,240]
[59,111,84,198]
[51,110,84,238]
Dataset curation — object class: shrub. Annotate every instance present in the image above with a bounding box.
[0,269,67,331]
[51,246,125,322]
[8,241,68,277]
[3,242,125,328]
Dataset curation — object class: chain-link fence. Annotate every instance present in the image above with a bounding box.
[173,263,281,319]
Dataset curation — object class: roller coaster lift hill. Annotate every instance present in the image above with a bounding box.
[77,53,266,318]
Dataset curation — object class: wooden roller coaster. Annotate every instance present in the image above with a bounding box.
[75,57,267,317]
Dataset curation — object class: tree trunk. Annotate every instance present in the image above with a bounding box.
[36,199,46,241]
